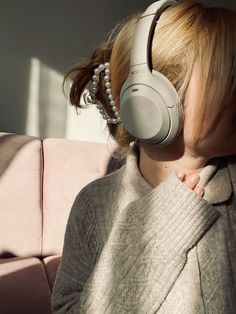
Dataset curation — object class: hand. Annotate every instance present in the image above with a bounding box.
[176,172,204,197]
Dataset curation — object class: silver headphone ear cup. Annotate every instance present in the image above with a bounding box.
[120,84,170,143]
[120,70,183,145]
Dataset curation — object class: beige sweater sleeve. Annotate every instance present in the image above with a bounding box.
[52,171,221,314]
[51,188,95,313]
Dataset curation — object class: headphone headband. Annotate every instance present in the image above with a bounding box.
[130,0,177,68]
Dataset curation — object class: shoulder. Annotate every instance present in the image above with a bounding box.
[71,163,126,219]
[68,164,127,258]
[84,162,125,200]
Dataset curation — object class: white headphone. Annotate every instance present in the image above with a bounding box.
[120,0,183,146]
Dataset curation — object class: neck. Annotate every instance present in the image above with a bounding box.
[138,140,210,188]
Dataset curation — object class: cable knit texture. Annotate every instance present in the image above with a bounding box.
[52,143,236,314]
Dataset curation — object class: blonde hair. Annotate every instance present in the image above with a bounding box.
[64,0,236,157]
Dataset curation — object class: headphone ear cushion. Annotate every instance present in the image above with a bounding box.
[150,70,184,144]
[151,70,181,109]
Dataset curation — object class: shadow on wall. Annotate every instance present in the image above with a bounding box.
[0,43,30,136]
[0,0,235,140]
[0,22,72,139]
[0,0,153,141]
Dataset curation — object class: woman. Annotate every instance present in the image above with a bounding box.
[52,0,236,313]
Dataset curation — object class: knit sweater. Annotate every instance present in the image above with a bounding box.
[52,143,236,314]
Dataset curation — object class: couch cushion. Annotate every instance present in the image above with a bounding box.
[0,133,42,258]
[42,138,117,256]
[43,255,61,291]
[0,257,52,314]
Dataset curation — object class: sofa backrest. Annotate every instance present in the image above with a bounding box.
[42,138,118,256]
[0,133,118,258]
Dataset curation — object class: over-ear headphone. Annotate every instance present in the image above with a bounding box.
[120,0,183,146]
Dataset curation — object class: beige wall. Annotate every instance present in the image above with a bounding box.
[0,0,235,142]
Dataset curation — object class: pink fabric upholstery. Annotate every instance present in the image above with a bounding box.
[42,139,116,256]
[0,133,42,258]
[43,255,61,291]
[0,257,51,314]
[0,132,118,314]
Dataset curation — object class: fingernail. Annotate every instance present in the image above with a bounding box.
[177,172,185,179]
[195,186,204,196]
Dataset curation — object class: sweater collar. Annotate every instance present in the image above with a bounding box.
[123,142,233,205]
[199,158,233,204]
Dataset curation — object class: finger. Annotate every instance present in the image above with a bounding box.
[185,174,200,189]
[176,172,186,181]
[194,185,204,197]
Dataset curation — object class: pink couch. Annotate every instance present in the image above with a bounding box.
[0,132,119,314]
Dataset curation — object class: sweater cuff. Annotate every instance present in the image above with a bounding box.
[131,172,221,258]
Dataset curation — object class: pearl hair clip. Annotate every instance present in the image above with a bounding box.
[83,62,121,124]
